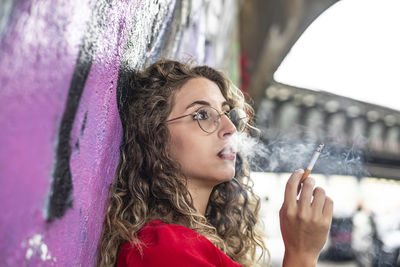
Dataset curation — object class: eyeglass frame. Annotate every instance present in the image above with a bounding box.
[165,105,248,134]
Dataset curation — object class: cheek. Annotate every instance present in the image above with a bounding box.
[169,135,184,159]
[168,128,193,163]
[168,129,210,168]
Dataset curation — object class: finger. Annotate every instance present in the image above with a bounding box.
[283,169,304,205]
[297,170,310,194]
[322,196,334,222]
[311,187,326,215]
[298,177,315,206]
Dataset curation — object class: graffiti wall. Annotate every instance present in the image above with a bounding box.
[0,0,239,265]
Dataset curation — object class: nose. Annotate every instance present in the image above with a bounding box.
[218,113,237,138]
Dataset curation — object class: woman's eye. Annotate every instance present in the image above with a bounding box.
[194,109,209,120]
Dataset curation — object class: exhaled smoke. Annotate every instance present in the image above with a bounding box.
[231,131,369,177]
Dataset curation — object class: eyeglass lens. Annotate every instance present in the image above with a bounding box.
[196,106,248,133]
[229,107,248,132]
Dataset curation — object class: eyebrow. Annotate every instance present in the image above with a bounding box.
[186,100,230,110]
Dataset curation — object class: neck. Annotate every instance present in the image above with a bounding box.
[186,179,214,216]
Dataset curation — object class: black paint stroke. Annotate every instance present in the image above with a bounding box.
[81,111,88,136]
[116,65,135,135]
[47,0,112,221]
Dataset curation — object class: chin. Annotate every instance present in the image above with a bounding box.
[215,168,236,184]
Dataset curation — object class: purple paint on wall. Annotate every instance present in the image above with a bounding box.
[0,0,239,265]
[0,0,130,265]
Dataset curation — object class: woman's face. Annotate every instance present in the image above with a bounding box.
[167,77,237,188]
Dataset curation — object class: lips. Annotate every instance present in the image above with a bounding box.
[217,146,236,161]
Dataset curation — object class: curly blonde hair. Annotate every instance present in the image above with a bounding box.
[97,59,267,267]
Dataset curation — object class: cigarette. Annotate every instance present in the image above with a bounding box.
[300,144,324,183]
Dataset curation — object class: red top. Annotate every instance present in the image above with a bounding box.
[117,220,242,267]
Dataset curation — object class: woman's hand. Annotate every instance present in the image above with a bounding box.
[279,169,334,267]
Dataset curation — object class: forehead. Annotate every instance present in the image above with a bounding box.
[173,78,227,109]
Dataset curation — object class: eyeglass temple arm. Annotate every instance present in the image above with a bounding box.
[165,114,192,123]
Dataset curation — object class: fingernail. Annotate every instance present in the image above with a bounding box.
[296,168,304,172]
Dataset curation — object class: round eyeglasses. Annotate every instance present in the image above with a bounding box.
[166,105,249,134]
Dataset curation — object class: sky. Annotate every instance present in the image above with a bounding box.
[274,0,400,111]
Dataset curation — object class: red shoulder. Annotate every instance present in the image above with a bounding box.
[117,220,242,267]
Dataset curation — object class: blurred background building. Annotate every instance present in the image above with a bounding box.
[0,0,399,266]
[240,0,400,266]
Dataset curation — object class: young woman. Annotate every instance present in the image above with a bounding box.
[96,59,333,267]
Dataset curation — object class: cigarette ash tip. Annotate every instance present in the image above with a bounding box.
[316,143,325,153]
